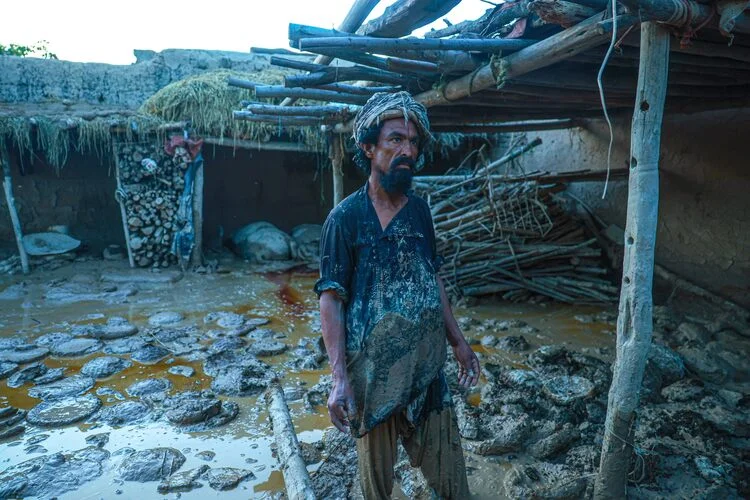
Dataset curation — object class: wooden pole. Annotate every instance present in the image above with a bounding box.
[113,146,135,268]
[594,21,670,499]
[264,382,316,500]
[330,134,344,207]
[190,160,204,267]
[0,146,29,274]
[298,36,537,53]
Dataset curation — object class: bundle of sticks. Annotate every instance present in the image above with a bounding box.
[414,140,618,304]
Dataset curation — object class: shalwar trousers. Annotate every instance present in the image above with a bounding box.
[356,406,470,499]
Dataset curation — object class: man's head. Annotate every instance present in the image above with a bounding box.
[352,92,432,193]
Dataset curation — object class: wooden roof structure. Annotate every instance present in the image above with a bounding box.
[229,1,750,498]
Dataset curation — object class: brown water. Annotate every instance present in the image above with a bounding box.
[0,259,616,498]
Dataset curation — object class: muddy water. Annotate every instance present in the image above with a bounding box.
[0,260,616,498]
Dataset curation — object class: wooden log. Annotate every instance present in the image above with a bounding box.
[594,22,670,500]
[357,0,462,37]
[414,167,629,184]
[298,36,537,53]
[424,7,494,38]
[251,47,317,57]
[233,112,334,126]
[317,83,403,95]
[284,65,409,87]
[431,118,578,133]
[113,146,136,268]
[0,147,29,274]
[265,382,316,500]
[270,56,326,72]
[244,103,359,117]
[282,0,380,106]
[190,160,204,267]
[330,134,344,207]
[617,0,750,35]
[227,77,264,90]
[203,137,321,153]
[529,0,598,27]
[254,86,370,105]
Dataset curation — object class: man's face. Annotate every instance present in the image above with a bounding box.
[363,118,421,195]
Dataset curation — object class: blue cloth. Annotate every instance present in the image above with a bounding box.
[315,182,451,437]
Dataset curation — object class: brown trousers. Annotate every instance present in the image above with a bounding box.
[356,406,470,499]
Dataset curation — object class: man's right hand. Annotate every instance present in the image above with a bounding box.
[327,375,356,434]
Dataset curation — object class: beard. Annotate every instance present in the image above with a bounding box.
[381,157,415,194]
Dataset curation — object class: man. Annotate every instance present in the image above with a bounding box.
[315,92,480,499]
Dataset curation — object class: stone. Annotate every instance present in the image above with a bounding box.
[196,450,216,461]
[529,425,581,459]
[27,395,102,426]
[119,447,186,481]
[647,343,685,386]
[85,432,110,448]
[214,312,246,329]
[0,446,109,498]
[7,362,47,388]
[207,336,245,355]
[168,365,195,377]
[497,335,530,352]
[164,393,222,425]
[476,415,531,455]
[148,311,184,326]
[677,346,731,384]
[204,467,255,491]
[453,395,480,440]
[96,401,150,426]
[95,387,125,401]
[28,375,95,400]
[543,376,595,405]
[0,425,25,440]
[231,222,293,262]
[0,346,49,364]
[50,338,103,357]
[0,361,18,379]
[211,365,271,396]
[126,378,171,397]
[246,317,270,327]
[157,465,210,493]
[503,462,587,499]
[661,378,705,402]
[0,406,17,419]
[676,322,713,346]
[103,337,148,354]
[24,444,46,454]
[91,317,139,339]
[35,332,74,347]
[519,325,540,335]
[130,344,169,364]
[33,367,65,385]
[251,340,288,357]
[81,356,132,379]
[480,335,497,347]
[203,349,268,377]
[299,441,322,465]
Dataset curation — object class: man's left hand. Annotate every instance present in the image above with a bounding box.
[452,340,480,388]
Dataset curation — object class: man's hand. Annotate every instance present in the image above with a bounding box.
[452,340,481,388]
[327,375,356,433]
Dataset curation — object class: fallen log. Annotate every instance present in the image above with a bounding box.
[265,382,316,500]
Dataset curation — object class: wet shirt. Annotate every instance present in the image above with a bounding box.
[315,182,451,437]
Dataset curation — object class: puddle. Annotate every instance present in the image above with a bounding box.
[0,258,616,498]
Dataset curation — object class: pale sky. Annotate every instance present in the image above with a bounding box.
[2,0,489,65]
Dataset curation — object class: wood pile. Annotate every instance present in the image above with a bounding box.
[414,141,618,304]
[115,142,187,268]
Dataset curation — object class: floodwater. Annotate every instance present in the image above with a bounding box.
[0,258,616,498]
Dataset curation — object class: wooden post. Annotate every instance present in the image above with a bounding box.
[190,160,204,267]
[594,22,670,499]
[0,147,29,274]
[113,145,135,268]
[264,382,316,500]
[330,134,344,208]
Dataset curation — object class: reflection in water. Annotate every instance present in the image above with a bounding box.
[0,259,615,498]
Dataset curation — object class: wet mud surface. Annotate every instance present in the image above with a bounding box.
[0,255,748,498]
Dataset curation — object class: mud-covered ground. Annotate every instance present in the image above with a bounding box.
[0,251,748,499]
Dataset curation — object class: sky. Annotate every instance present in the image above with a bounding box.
[1,0,490,65]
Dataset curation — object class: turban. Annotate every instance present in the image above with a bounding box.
[352,91,433,147]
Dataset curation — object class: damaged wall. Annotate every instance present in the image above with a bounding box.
[0,150,122,251]
[519,107,750,307]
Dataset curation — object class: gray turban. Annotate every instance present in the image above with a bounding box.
[353,91,433,147]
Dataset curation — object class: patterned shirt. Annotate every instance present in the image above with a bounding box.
[315,182,451,437]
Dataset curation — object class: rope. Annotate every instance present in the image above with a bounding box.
[597,7,619,200]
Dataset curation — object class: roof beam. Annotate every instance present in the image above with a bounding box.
[358,0,462,37]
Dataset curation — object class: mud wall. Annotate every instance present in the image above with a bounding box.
[0,150,122,251]
[518,108,750,307]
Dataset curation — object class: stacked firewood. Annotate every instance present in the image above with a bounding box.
[414,144,618,304]
[116,142,187,268]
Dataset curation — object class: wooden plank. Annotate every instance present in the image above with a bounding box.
[203,137,320,153]
[0,146,29,274]
[594,22,670,499]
